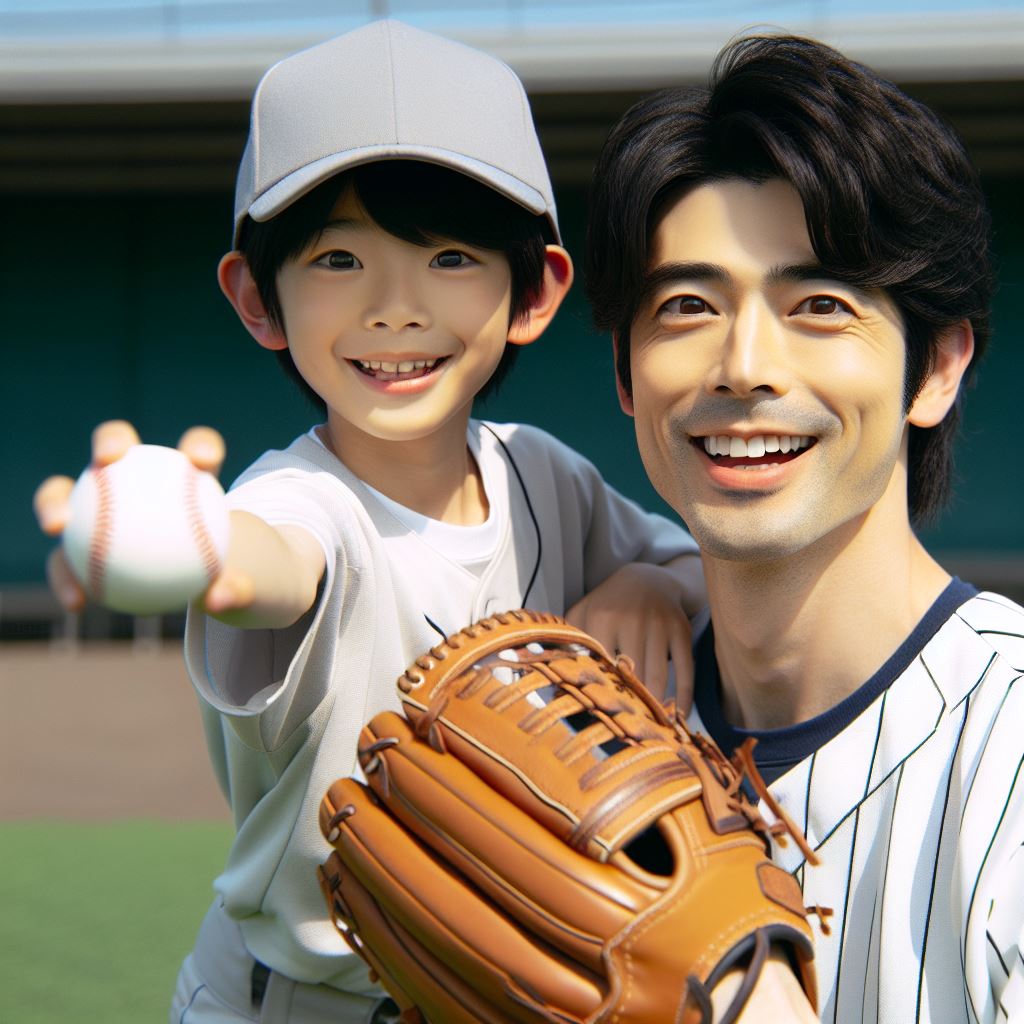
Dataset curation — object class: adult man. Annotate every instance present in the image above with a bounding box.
[586,34,1023,1023]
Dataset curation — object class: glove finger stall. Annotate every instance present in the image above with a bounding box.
[321,777,605,1020]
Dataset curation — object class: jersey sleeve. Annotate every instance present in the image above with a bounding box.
[977,724,1024,1024]
[987,839,1024,1022]
[183,442,371,753]
[961,650,1024,1024]
[578,462,698,592]
[502,422,697,593]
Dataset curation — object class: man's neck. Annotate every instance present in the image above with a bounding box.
[702,490,951,731]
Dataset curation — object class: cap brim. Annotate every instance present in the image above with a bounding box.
[246,146,551,230]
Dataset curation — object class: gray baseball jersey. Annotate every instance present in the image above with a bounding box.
[180,418,697,999]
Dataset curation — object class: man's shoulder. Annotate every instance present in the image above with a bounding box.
[951,590,1024,672]
[911,588,1024,713]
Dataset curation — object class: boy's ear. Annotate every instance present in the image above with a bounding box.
[907,320,975,428]
[217,251,288,351]
[612,334,635,417]
[506,245,574,346]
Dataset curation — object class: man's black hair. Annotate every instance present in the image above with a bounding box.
[237,160,551,408]
[585,34,993,523]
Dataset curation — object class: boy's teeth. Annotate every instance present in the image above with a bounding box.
[702,434,811,457]
[357,358,438,374]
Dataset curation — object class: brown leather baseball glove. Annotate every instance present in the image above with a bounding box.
[318,610,819,1023]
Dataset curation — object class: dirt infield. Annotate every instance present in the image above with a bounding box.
[0,641,229,820]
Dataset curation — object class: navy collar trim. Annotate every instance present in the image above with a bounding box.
[694,577,978,768]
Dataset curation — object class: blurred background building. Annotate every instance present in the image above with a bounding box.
[2,0,1022,640]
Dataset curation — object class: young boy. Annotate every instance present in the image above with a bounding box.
[36,20,703,1023]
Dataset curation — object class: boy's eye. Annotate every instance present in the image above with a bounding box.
[660,296,713,316]
[319,251,361,270]
[431,250,474,269]
[793,295,852,316]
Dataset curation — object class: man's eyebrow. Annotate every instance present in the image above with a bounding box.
[765,262,869,295]
[636,260,874,310]
[637,262,728,308]
[644,262,728,288]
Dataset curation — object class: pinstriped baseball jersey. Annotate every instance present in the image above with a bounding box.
[691,584,1024,1023]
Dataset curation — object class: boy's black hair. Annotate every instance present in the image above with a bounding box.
[585,35,993,524]
[237,160,551,409]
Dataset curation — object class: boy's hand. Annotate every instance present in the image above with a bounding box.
[565,558,699,709]
[33,420,229,612]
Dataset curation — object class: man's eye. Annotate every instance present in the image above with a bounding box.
[431,250,473,269]
[660,296,711,316]
[794,295,851,316]
[320,251,361,270]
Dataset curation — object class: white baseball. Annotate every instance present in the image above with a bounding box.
[62,444,231,615]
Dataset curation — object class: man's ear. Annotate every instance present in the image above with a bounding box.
[612,334,635,417]
[217,251,288,351]
[506,245,574,346]
[907,320,975,428]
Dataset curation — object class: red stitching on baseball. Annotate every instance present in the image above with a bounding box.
[184,464,221,583]
[89,465,114,600]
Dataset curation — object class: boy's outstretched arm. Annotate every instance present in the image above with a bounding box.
[34,420,325,630]
[565,551,705,708]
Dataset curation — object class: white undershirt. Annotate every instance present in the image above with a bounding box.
[360,480,500,575]
[317,431,500,576]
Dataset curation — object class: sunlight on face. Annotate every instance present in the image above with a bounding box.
[626,179,911,562]
[275,188,515,459]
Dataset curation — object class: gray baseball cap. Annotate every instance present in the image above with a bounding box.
[233,19,559,244]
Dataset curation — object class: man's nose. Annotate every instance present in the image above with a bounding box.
[708,300,791,398]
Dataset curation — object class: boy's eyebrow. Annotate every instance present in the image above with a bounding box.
[319,217,370,233]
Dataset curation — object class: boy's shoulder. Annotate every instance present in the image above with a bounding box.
[474,418,597,468]
[230,428,332,488]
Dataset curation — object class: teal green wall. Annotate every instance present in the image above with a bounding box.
[922,177,1024,551]
[4,180,1022,585]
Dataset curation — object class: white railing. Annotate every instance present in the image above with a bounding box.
[1,0,1021,100]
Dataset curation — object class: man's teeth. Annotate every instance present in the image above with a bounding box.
[356,358,439,374]
[702,435,812,457]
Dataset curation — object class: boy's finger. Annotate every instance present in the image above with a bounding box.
[91,420,141,466]
[178,426,226,477]
[562,598,587,630]
[46,547,86,611]
[33,475,75,535]
[640,627,668,700]
[669,631,694,714]
[202,567,255,615]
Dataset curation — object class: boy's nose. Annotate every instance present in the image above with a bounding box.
[368,311,427,331]
[364,282,431,333]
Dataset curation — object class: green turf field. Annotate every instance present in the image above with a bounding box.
[1,820,232,1023]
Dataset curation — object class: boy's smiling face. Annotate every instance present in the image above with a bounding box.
[275,187,516,453]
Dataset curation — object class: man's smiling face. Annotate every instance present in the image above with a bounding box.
[621,178,913,563]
